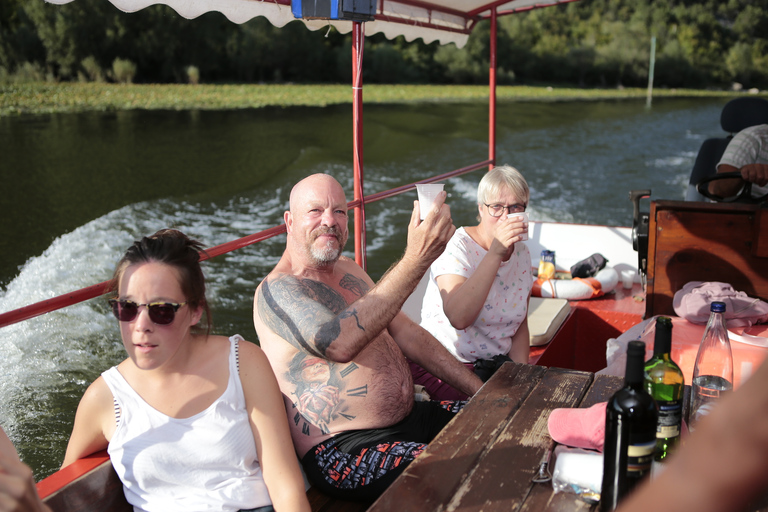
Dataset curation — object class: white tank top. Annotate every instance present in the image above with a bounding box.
[102,335,271,512]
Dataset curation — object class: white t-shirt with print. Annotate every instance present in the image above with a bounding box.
[419,227,533,363]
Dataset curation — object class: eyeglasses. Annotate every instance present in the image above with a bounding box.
[484,203,526,217]
[109,299,188,325]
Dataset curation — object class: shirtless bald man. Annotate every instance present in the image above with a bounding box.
[253,174,483,501]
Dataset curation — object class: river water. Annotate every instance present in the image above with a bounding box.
[0,97,728,479]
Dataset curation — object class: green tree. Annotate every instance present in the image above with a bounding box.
[4,0,768,88]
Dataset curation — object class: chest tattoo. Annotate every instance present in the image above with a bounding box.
[258,273,370,356]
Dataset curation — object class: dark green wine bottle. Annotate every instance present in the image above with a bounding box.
[644,316,684,462]
[600,341,658,512]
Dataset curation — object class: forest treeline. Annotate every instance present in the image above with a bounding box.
[2,0,768,89]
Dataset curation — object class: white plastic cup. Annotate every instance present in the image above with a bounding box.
[621,269,635,289]
[416,183,445,220]
[507,211,529,241]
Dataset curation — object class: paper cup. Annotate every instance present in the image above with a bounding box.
[507,211,529,241]
[621,269,635,289]
[416,183,445,220]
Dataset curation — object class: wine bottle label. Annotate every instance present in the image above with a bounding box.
[656,399,682,438]
[627,440,655,476]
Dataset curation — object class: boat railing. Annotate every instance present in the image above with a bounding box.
[0,160,491,330]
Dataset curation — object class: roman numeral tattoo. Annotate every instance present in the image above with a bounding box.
[346,385,368,397]
[339,362,359,378]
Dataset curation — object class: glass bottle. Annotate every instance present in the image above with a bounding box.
[644,316,684,461]
[689,301,733,432]
[600,341,658,512]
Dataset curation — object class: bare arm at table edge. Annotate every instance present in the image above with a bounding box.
[0,427,52,512]
[388,311,482,397]
[617,358,768,512]
[257,198,455,363]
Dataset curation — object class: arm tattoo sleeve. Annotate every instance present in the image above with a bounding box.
[258,274,366,356]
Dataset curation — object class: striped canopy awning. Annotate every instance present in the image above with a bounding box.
[43,0,578,48]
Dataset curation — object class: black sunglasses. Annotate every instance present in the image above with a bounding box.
[109,299,188,325]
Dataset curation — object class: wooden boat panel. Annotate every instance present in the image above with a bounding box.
[646,201,768,317]
[38,452,130,512]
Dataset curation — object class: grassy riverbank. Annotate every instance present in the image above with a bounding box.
[0,82,758,116]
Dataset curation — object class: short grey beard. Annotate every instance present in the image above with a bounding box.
[310,241,342,265]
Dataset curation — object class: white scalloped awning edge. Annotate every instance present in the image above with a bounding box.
[44,0,472,47]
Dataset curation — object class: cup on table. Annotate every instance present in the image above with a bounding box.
[507,211,529,241]
[621,269,635,289]
[416,183,445,220]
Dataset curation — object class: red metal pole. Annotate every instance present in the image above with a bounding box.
[352,21,367,270]
[489,7,497,171]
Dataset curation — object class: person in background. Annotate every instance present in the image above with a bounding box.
[617,357,768,512]
[63,229,309,512]
[708,123,768,199]
[415,165,532,400]
[253,174,482,502]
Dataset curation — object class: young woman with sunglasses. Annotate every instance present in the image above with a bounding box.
[411,165,533,400]
[62,229,310,512]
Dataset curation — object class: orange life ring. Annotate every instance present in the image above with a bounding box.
[532,267,619,300]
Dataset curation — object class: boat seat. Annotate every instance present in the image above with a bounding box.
[686,97,768,201]
[402,273,570,347]
[527,297,571,346]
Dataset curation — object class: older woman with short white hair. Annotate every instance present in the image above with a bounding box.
[413,165,533,400]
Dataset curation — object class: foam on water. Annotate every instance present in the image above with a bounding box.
[0,191,299,473]
[0,208,145,473]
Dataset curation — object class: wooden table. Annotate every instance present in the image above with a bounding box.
[368,362,621,512]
